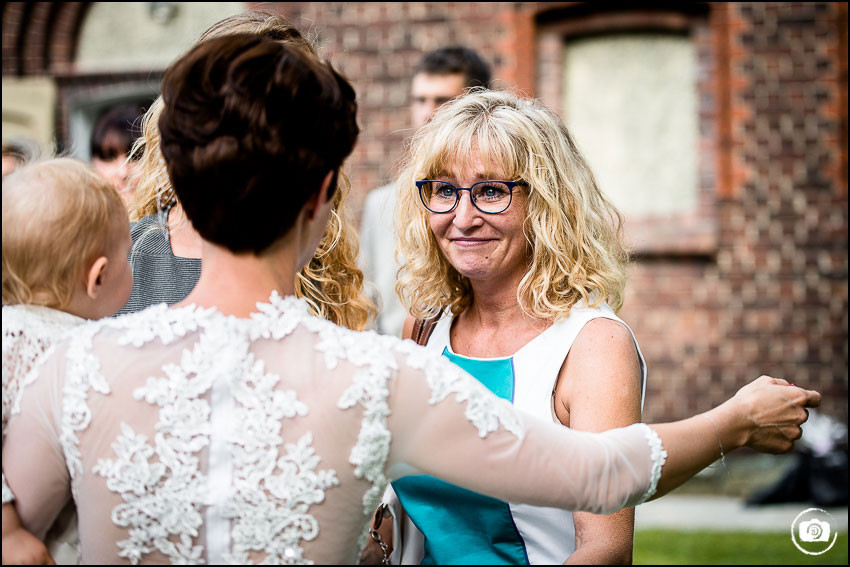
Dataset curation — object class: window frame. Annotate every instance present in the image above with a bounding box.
[535,4,720,257]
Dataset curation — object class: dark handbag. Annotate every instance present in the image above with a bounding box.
[411,316,439,346]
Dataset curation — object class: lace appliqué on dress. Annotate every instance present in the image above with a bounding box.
[2,305,84,438]
[93,300,341,564]
[258,294,401,554]
[397,340,524,439]
[635,423,668,505]
[42,293,530,564]
[90,309,214,564]
[60,324,111,481]
[224,323,338,565]
[227,432,339,565]
[62,308,190,482]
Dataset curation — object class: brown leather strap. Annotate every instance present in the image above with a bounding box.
[412,316,439,346]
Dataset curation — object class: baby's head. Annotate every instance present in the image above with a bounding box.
[2,157,133,319]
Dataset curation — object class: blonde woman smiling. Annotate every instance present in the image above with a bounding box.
[384,90,648,564]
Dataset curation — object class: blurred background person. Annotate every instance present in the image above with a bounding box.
[359,46,492,337]
[89,102,145,208]
[1,138,40,178]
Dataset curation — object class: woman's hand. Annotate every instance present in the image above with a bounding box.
[1,527,55,565]
[650,376,821,501]
[721,375,821,454]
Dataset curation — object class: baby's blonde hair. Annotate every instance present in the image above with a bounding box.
[2,158,126,310]
[396,90,628,321]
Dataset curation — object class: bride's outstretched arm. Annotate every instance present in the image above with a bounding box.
[650,375,818,499]
[386,352,820,515]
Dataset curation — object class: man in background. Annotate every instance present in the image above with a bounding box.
[360,46,492,336]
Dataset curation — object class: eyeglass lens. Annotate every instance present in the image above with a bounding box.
[421,181,512,213]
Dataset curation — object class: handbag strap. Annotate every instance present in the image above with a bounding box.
[412,315,439,346]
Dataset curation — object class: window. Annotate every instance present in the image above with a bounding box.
[563,33,699,217]
[536,6,716,255]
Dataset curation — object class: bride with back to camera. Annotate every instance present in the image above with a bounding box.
[2,33,820,564]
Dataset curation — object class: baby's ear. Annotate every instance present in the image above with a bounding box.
[85,256,109,299]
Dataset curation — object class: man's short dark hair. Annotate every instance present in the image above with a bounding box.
[415,46,492,89]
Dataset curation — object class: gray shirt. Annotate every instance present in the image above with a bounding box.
[117,212,201,315]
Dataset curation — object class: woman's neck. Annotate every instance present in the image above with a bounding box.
[451,270,550,358]
[462,270,529,328]
[175,239,299,318]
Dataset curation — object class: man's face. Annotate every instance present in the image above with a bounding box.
[410,72,467,129]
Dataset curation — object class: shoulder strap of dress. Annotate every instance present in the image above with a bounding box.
[412,315,439,346]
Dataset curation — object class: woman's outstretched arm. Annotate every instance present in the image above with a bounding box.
[650,375,817,500]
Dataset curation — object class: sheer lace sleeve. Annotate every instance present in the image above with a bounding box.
[2,306,82,505]
[385,342,667,514]
[2,341,71,539]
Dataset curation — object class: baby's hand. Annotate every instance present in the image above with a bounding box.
[2,527,56,565]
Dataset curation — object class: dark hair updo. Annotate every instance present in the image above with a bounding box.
[158,34,359,253]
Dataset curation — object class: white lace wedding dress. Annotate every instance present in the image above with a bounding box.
[3,304,85,564]
[3,293,666,565]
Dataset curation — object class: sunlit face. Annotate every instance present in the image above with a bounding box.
[410,72,467,128]
[93,218,134,318]
[427,150,529,283]
[92,155,137,207]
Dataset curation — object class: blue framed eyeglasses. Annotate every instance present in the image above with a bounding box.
[416,180,527,214]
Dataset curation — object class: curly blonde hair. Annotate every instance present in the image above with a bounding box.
[395,90,628,322]
[296,169,374,331]
[128,11,374,330]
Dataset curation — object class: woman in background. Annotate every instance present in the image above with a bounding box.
[90,102,145,208]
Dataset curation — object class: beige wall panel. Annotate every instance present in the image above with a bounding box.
[77,2,246,72]
[2,77,58,153]
[563,34,699,217]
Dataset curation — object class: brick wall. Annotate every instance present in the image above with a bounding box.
[620,2,848,422]
[2,2,88,76]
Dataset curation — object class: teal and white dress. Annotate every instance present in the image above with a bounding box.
[387,302,647,565]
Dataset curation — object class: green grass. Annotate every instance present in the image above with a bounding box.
[634,530,848,565]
